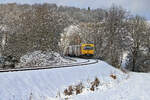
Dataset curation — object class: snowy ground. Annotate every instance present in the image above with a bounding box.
[73,72,150,100]
[0,59,149,100]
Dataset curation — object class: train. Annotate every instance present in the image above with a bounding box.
[64,43,94,57]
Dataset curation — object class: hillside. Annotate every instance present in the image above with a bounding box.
[74,72,150,100]
[0,58,150,100]
[0,59,127,100]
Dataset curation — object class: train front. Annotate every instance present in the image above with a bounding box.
[81,44,94,57]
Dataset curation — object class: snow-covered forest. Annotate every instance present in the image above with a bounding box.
[0,3,150,72]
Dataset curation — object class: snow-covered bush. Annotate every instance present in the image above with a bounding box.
[64,85,74,96]
[90,77,100,91]
[75,82,84,95]
[17,51,71,67]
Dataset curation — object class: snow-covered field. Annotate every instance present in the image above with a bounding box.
[0,59,149,100]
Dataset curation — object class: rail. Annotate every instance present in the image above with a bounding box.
[0,58,98,73]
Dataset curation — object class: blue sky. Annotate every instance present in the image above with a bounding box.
[0,0,150,20]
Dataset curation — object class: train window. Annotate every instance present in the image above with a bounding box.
[83,46,93,50]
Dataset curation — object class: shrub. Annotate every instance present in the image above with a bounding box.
[110,74,117,79]
[90,77,100,91]
[75,82,84,95]
[90,85,95,91]
[64,85,73,96]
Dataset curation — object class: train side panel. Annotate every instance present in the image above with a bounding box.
[65,45,81,56]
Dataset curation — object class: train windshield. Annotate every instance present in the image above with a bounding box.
[83,45,93,50]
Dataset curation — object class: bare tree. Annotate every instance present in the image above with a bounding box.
[126,16,148,71]
[4,4,73,59]
[102,5,128,68]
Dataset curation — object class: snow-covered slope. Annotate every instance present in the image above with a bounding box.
[74,72,150,100]
[0,59,149,100]
[0,59,126,100]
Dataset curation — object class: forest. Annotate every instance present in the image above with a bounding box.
[0,3,150,72]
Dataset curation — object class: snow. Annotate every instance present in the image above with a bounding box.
[121,51,128,68]
[0,59,149,100]
[63,25,80,37]
[17,51,73,68]
[60,24,81,54]
[74,72,150,100]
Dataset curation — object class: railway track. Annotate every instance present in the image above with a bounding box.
[0,58,98,73]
